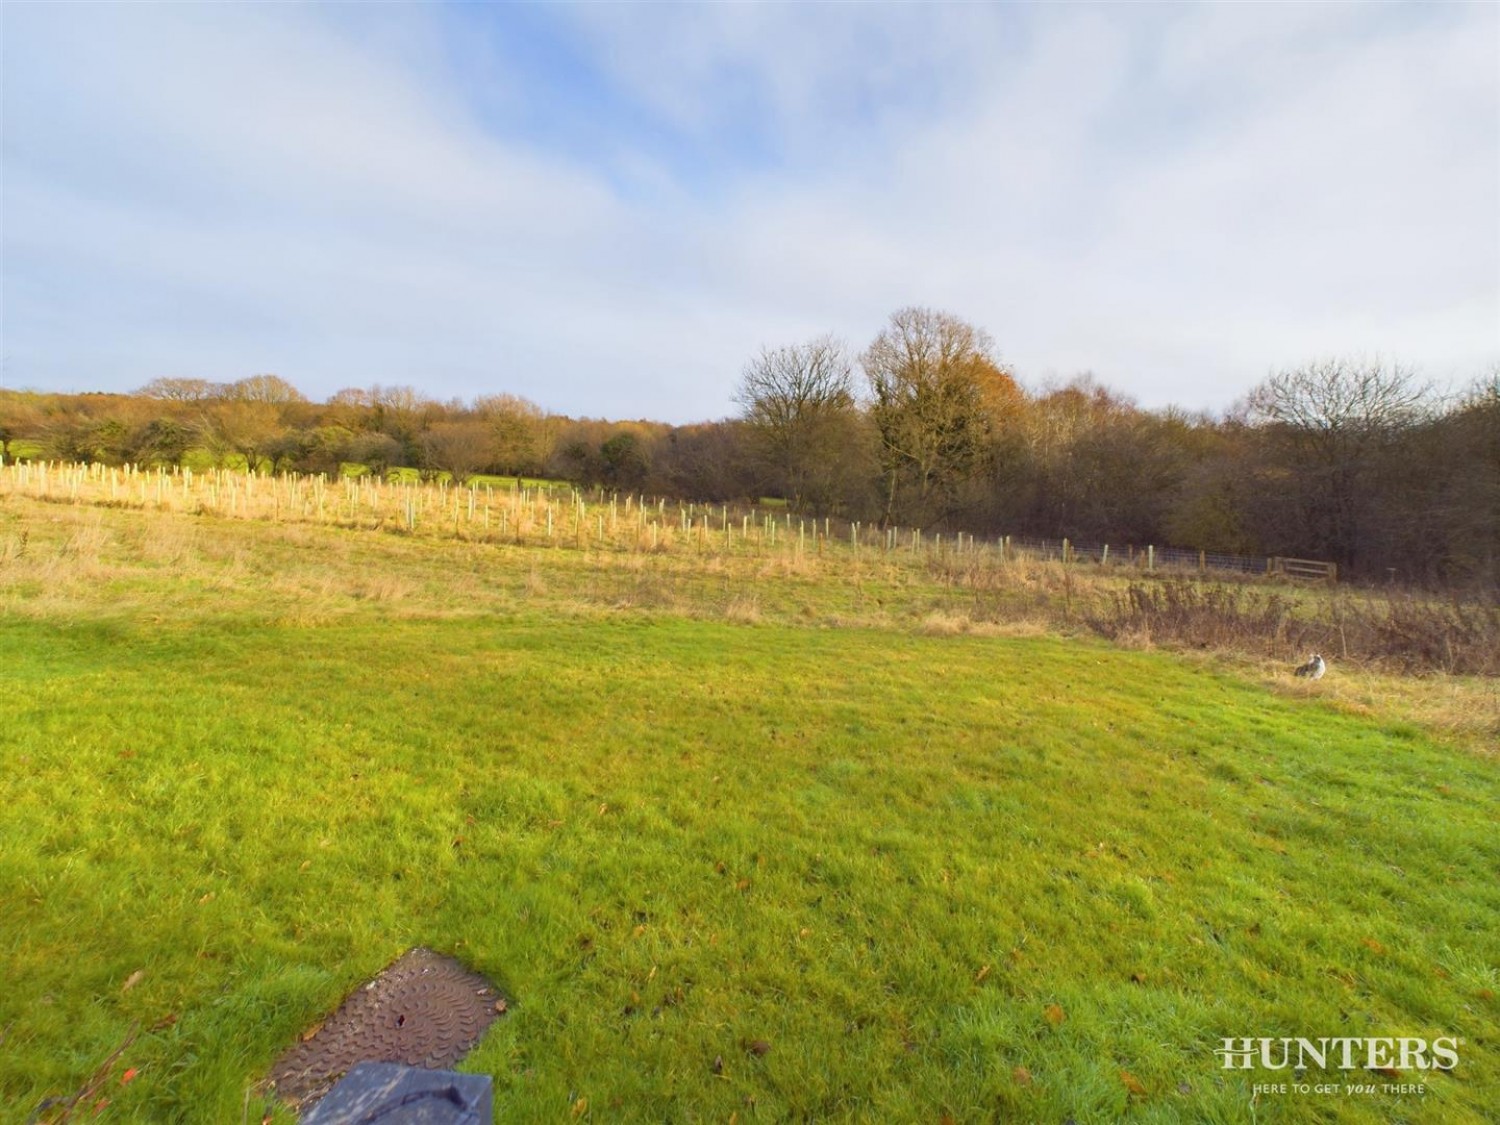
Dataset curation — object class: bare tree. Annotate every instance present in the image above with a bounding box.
[421,420,495,484]
[1011,376,1188,543]
[1414,370,1499,584]
[649,420,758,501]
[1247,358,1429,440]
[1245,358,1432,568]
[369,384,439,464]
[734,336,859,511]
[137,377,218,402]
[223,374,306,404]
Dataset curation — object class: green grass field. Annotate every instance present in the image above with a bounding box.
[1,500,1496,1123]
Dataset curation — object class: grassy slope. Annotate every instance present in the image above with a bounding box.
[2,602,1496,1123]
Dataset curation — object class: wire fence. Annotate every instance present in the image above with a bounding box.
[977,534,1336,582]
[1,459,1338,583]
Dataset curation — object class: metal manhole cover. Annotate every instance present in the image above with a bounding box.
[269,948,507,1110]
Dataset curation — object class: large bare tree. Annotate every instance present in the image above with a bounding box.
[136,377,218,402]
[1245,358,1431,568]
[224,374,306,405]
[734,336,861,512]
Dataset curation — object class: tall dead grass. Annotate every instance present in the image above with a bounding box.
[1086,578,1499,676]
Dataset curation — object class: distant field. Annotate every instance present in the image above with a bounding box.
[1,493,1496,1123]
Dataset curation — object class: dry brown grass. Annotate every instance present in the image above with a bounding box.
[1085,577,1499,675]
[918,609,972,635]
[723,593,762,624]
[1205,654,1500,760]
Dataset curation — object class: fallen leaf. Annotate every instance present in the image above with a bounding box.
[149,1013,178,1031]
[1043,1003,1065,1026]
[974,965,991,984]
[121,970,145,993]
[735,878,751,893]
[571,1097,588,1117]
[1361,938,1387,955]
[746,1039,771,1057]
[632,924,646,938]
[121,1068,139,1085]
[1012,1066,1032,1086]
[712,1055,724,1076]
[1130,972,1147,984]
[301,1020,324,1042]
[1120,1070,1147,1097]
[298,860,311,872]
[598,803,608,816]
[92,1096,110,1115]
[714,861,727,875]
[494,998,508,1014]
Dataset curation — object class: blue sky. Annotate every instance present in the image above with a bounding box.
[3,2,1496,421]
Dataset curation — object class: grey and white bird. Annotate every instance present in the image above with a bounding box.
[1294,653,1326,680]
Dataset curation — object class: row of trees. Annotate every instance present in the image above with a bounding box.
[731,309,1495,584]
[1,307,1494,583]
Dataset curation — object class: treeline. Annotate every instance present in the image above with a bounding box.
[1,307,1495,584]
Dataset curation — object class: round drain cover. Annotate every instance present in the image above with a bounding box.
[270,948,506,1110]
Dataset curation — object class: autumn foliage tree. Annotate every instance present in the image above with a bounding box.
[4,333,1493,584]
[475,394,552,477]
[862,307,1019,526]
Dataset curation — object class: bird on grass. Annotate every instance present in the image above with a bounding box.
[1294,653,1326,680]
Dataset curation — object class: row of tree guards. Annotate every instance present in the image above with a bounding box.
[2,459,1333,581]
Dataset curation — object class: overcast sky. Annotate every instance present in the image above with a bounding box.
[3,2,1496,421]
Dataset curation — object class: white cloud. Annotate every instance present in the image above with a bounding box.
[3,2,1495,417]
